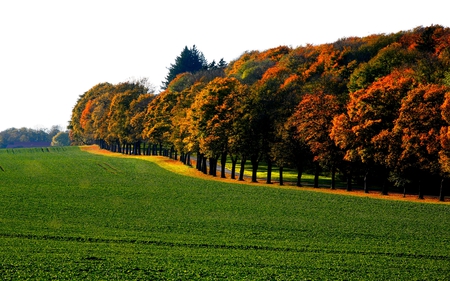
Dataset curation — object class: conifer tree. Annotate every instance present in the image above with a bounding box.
[161,45,208,90]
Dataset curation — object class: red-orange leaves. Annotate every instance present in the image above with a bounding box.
[80,99,93,131]
[394,84,449,174]
[292,93,341,164]
[332,69,416,165]
[257,46,291,61]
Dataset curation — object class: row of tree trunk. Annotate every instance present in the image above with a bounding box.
[95,140,446,201]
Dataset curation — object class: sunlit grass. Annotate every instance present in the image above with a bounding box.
[0,146,449,280]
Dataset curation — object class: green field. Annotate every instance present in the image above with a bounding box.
[0,147,449,280]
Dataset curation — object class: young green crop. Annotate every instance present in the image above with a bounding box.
[0,147,449,280]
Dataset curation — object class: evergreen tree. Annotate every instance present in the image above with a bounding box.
[161,45,208,90]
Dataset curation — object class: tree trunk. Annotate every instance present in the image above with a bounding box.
[170,146,175,159]
[331,165,336,190]
[209,158,217,177]
[314,163,320,188]
[238,156,247,181]
[251,155,259,183]
[418,180,424,199]
[231,156,238,180]
[279,166,284,186]
[135,142,141,155]
[202,157,207,174]
[266,158,272,184]
[346,171,352,192]
[364,171,369,193]
[439,178,445,202]
[381,177,389,195]
[186,152,191,166]
[297,166,303,187]
[220,152,227,179]
[196,153,203,171]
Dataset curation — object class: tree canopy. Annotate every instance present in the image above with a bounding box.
[0,126,69,148]
[70,25,450,201]
[161,45,226,90]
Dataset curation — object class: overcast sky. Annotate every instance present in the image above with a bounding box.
[0,0,449,131]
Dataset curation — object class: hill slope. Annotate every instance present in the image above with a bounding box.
[0,147,449,280]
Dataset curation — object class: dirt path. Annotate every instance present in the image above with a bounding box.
[81,145,449,204]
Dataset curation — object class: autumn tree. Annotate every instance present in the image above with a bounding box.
[331,69,417,194]
[129,93,156,155]
[226,50,277,86]
[89,92,115,149]
[190,77,245,177]
[292,92,342,189]
[252,65,300,184]
[143,91,176,156]
[438,89,450,201]
[69,82,114,144]
[169,83,201,164]
[392,84,449,199]
[271,118,311,186]
[348,43,416,92]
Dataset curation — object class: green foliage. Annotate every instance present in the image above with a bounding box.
[348,43,416,92]
[51,131,71,146]
[162,45,210,90]
[231,58,275,85]
[444,71,450,87]
[0,148,450,279]
[0,127,63,148]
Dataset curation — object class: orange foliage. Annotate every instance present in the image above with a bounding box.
[80,99,93,130]
[394,84,449,174]
[280,74,300,90]
[225,51,260,77]
[260,65,289,82]
[257,46,291,61]
[292,92,341,163]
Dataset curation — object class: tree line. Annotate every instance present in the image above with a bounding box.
[70,25,450,201]
[0,126,70,148]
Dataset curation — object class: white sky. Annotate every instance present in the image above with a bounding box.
[0,0,449,131]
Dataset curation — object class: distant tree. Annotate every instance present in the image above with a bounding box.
[47,125,63,140]
[0,127,52,147]
[217,58,228,68]
[51,131,71,146]
[161,45,208,90]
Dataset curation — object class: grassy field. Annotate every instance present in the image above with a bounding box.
[0,146,449,280]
